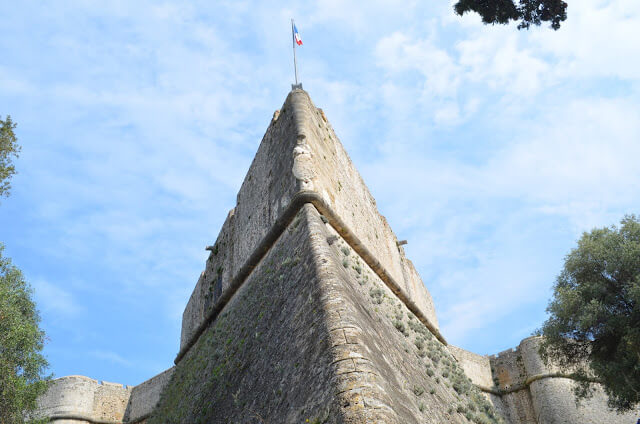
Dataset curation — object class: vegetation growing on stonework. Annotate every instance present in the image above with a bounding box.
[369,287,384,304]
[337,238,503,423]
[150,215,339,424]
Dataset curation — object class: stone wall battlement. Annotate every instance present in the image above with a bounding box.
[36,375,132,424]
[36,368,174,424]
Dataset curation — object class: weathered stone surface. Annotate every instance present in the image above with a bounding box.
[35,375,132,423]
[449,345,494,389]
[482,338,636,424]
[150,205,342,423]
[34,89,637,424]
[313,210,500,423]
[148,204,500,423]
[179,89,440,353]
[123,367,174,423]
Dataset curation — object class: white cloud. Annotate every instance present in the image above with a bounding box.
[531,0,640,81]
[91,350,132,367]
[32,279,83,318]
[2,0,640,380]
[376,32,461,99]
[362,93,640,346]
[487,98,640,209]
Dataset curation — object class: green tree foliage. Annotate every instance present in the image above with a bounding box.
[454,0,568,30]
[0,245,51,424]
[0,116,21,200]
[539,215,640,412]
[0,118,49,422]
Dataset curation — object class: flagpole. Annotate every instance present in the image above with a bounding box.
[291,18,299,87]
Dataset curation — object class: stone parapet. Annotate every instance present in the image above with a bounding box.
[123,367,174,423]
[448,345,493,389]
[36,376,132,423]
[35,368,174,424]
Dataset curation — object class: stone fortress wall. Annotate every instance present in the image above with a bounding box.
[178,89,442,364]
[36,368,174,424]
[35,375,132,423]
[451,338,636,423]
[35,89,637,423]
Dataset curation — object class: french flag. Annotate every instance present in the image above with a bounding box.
[294,25,303,46]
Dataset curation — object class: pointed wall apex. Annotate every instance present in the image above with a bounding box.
[179,90,442,361]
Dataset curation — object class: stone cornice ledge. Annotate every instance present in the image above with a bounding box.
[175,190,446,364]
[476,372,600,396]
[47,415,119,424]
[47,413,150,424]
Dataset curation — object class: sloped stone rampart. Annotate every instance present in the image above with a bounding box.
[316,209,502,423]
[290,90,439,331]
[179,89,440,355]
[149,205,345,423]
[179,94,301,350]
[149,204,503,423]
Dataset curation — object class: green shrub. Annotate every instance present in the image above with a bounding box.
[369,288,384,304]
[393,320,407,336]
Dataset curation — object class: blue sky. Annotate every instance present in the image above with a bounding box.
[1,1,639,386]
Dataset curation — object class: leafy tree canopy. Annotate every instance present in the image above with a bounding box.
[0,245,51,423]
[454,0,568,30]
[0,117,49,423]
[539,215,640,412]
[0,116,21,200]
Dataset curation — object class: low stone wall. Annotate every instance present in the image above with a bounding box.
[123,367,174,423]
[36,376,132,423]
[35,368,175,424]
[448,345,493,389]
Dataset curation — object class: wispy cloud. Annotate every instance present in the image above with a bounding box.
[32,279,83,318]
[1,0,638,382]
[91,350,132,368]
